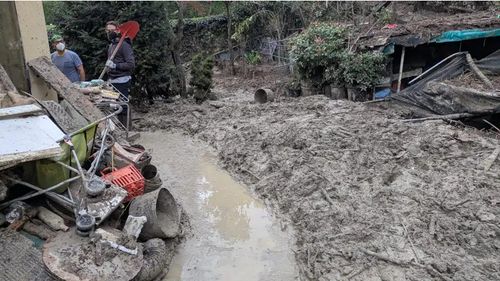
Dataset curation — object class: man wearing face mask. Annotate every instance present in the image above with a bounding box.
[105,21,136,129]
[50,35,85,83]
[105,21,135,98]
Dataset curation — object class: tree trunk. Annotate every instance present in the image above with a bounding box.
[174,2,187,97]
[165,3,187,97]
[277,30,281,65]
[225,2,235,75]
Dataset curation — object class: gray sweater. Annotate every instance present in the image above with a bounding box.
[107,38,135,79]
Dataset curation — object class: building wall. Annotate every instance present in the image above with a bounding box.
[0,1,57,101]
[0,2,27,92]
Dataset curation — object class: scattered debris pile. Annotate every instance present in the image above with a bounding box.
[0,58,182,281]
[390,50,500,121]
[136,69,500,280]
[357,9,500,49]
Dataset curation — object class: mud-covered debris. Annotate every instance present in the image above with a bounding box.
[136,72,500,281]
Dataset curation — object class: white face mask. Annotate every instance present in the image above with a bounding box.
[56,42,65,51]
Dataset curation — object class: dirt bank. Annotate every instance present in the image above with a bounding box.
[135,72,500,281]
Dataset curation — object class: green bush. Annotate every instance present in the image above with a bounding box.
[290,23,347,86]
[244,51,261,65]
[190,53,214,102]
[290,23,385,91]
[340,52,386,91]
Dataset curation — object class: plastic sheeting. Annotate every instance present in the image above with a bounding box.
[431,28,500,43]
[391,50,500,116]
[476,49,500,75]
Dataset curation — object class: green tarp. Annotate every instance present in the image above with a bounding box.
[431,28,500,43]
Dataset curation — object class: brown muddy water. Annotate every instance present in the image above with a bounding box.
[138,131,297,281]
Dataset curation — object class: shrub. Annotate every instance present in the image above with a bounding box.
[190,53,214,102]
[290,23,386,92]
[244,51,261,65]
[340,52,386,91]
[290,23,347,85]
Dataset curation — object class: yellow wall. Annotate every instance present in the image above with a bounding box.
[15,1,51,61]
[15,1,57,101]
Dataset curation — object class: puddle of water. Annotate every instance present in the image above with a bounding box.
[138,132,297,281]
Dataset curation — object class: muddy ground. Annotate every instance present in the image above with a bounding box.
[135,66,500,281]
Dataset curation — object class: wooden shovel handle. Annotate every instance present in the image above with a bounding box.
[98,34,127,80]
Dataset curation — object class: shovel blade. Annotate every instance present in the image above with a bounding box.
[118,21,140,40]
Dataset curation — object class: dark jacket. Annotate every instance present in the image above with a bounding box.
[107,38,135,79]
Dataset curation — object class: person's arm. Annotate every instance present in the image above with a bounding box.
[115,42,135,71]
[77,64,85,81]
[72,52,85,81]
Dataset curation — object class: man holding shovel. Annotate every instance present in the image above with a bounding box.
[105,21,135,97]
[104,21,136,126]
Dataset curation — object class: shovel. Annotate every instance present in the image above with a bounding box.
[99,21,140,80]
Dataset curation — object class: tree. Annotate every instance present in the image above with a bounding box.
[224,2,235,75]
[231,2,304,64]
[190,53,214,103]
[166,2,187,97]
[50,2,179,98]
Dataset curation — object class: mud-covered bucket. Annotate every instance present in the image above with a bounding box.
[254,88,274,104]
[129,187,179,239]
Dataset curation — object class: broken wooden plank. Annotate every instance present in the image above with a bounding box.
[0,104,43,120]
[27,56,104,122]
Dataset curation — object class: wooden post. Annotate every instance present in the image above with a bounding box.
[397,46,405,93]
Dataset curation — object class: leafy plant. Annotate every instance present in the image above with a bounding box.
[289,23,347,86]
[231,13,260,42]
[190,53,214,102]
[340,51,385,91]
[290,23,385,91]
[244,51,261,65]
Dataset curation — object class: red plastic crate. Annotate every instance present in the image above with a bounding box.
[101,164,145,202]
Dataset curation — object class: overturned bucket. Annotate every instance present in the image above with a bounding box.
[129,187,180,240]
[254,88,274,104]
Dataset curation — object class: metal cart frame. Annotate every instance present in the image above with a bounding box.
[92,84,130,138]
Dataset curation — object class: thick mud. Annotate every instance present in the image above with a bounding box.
[138,132,297,281]
[135,72,500,281]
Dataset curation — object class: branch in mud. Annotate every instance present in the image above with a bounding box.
[360,248,453,281]
[402,113,477,123]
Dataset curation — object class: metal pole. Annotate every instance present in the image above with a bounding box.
[87,120,111,175]
[55,161,80,174]
[0,175,79,208]
[57,104,122,142]
[397,46,405,93]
